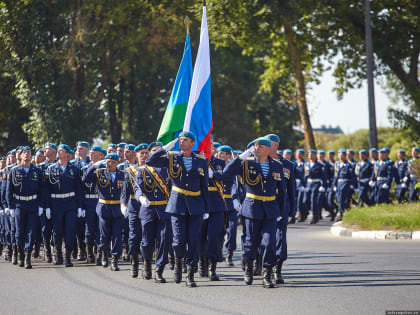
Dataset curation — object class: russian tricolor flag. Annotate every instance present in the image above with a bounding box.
[183,3,213,159]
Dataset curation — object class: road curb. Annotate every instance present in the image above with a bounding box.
[330,222,420,240]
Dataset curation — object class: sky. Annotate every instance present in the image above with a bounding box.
[307,67,406,134]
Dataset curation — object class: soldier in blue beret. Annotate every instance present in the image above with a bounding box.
[83,153,125,271]
[408,147,420,202]
[294,149,308,222]
[355,149,373,206]
[116,143,127,163]
[34,148,45,166]
[44,144,83,267]
[212,141,221,156]
[146,131,209,287]
[1,150,18,263]
[5,147,44,269]
[73,141,91,169]
[0,156,5,257]
[266,134,294,284]
[107,144,117,154]
[148,141,163,151]
[223,137,285,288]
[325,150,337,219]
[369,149,393,205]
[317,149,333,220]
[395,150,409,203]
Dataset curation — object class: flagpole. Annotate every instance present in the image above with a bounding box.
[184,16,191,35]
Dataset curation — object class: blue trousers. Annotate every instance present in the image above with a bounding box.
[376,181,390,204]
[303,183,321,216]
[397,186,408,203]
[224,210,238,252]
[41,214,53,246]
[98,215,122,257]
[358,184,372,206]
[296,185,307,216]
[75,216,86,247]
[200,211,224,261]
[317,190,330,212]
[7,215,16,246]
[52,207,76,252]
[242,216,276,267]
[336,182,351,212]
[121,216,129,247]
[327,189,337,211]
[84,207,100,245]
[275,217,288,262]
[141,218,170,266]
[171,213,202,266]
[409,178,419,202]
[0,212,5,245]
[128,209,141,256]
[15,206,40,251]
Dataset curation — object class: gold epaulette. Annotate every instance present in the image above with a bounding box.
[245,157,254,161]
[194,152,207,159]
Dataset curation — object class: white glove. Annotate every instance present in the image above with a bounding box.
[304,187,310,192]
[401,183,407,189]
[350,185,354,190]
[233,199,241,211]
[354,188,360,193]
[318,186,325,192]
[277,216,282,222]
[121,204,128,218]
[0,210,4,215]
[82,209,86,217]
[163,138,179,152]
[77,208,83,218]
[38,207,43,216]
[46,208,51,219]
[369,181,375,187]
[299,186,305,192]
[5,208,9,215]
[139,195,150,207]
[382,183,389,189]
[10,209,15,217]
[203,213,210,220]
[208,168,214,178]
[239,146,254,160]
[333,186,337,192]
[403,176,408,182]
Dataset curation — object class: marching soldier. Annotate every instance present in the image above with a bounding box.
[0,156,6,257]
[317,150,331,219]
[396,150,409,203]
[326,150,337,220]
[83,153,125,271]
[294,149,307,222]
[116,143,127,163]
[223,137,285,288]
[44,144,83,267]
[408,147,420,202]
[107,144,117,154]
[6,146,43,268]
[370,149,393,205]
[355,149,373,206]
[369,148,379,205]
[146,131,209,288]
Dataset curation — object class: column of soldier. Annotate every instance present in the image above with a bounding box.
[0,132,419,289]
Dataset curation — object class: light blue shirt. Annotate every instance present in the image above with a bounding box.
[109,172,116,183]
[23,167,30,174]
[260,161,269,178]
[183,157,192,172]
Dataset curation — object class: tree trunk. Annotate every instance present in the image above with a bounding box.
[283,19,316,150]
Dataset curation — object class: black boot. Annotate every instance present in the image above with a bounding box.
[87,244,95,263]
[209,260,219,281]
[0,243,3,256]
[18,247,25,267]
[130,255,139,278]
[182,259,187,273]
[155,265,166,283]
[143,259,152,279]
[186,265,197,288]
[168,251,175,270]
[102,250,109,268]
[33,241,40,258]
[44,243,52,263]
[244,261,253,285]
[199,256,208,277]
[65,251,73,267]
[72,242,78,260]
[12,245,18,265]
[25,251,32,269]
[226,251,234,267]
[110,255,119,271]
[54,246,63,265]
[173,258,183,283]
[253,255,262,276]
[309,213,319,224]
[263,267,275,288]
[77,242,86,261]
[275,260,285,284]
[96,248,102,266]
[7,245,12,261]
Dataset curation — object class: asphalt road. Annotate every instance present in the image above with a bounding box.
[1,219,419,315]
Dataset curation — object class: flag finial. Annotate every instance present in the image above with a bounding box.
[184,16,191,35]
[203,0,206,6]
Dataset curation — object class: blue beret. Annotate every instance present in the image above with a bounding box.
[217,145,232,153]
[255,137,271,147]
[73,147,77,153]
[148,141,163,150]
[246,140,256,149]
[20,146,31,152]
[296,148,305,153]
[309,149,317,154]
[359,149,368,154]
[384,147,390,153]
[414,147,420,153]
[398,149,405,154]
[265,134,280,143]
[107,144,117,149]
[179,131,196,142]
[117,142,127,148]
[100,149,107,155]
[347,149,355,154]
[135,143,149,152]
[213,142,221,148]
[44,142,57,150]
[8,149,16,156]
[328,150,335,154]
[105,153,119,161]
[69,150,75,155]
[369,148,377,153]
[379,148,387,153]
[233,150,243,155]
[77,141,90,148]
[34,148,44,154]
[58,144,72,153]
[338,148,346,153]
[284,149,292,154]
[318,150,325,154]
[125,144,136,151]
[277,150,283,154]
[91,145,103,152]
